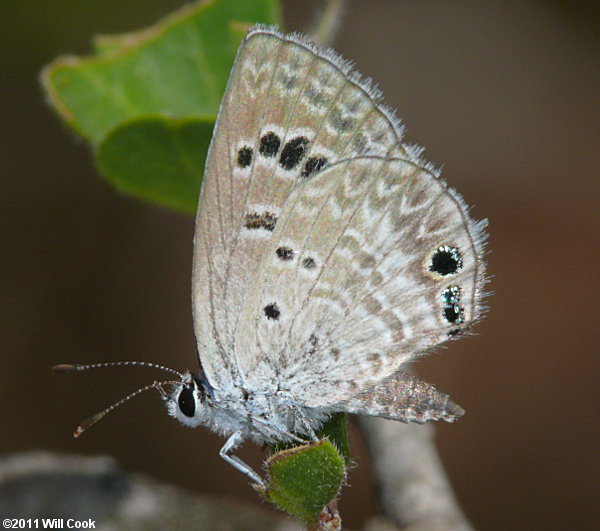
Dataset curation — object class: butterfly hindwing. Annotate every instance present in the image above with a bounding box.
[340,371,465,423]
[234,157,486,407]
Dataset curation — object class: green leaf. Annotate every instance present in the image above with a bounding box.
[42,0,281,211]
[265,439,345,524]
[264,414,348,524]
[97,117,214,213]
[270,413,350,462]
[315,412,350,465]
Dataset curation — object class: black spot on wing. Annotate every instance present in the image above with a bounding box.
[276,246,294,261]
[237,146,252,168]
[442,286,462,305]
[443,305,464,324]
[264,303,280,320]
[244,212,277,231]
[301,156,329,178]
[429,245,463,276]
[279,136,309,170]
[302,257,316,269]
[259,132,281,158]
[441,285,465,325]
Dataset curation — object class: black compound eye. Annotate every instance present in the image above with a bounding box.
[178,385,196,418]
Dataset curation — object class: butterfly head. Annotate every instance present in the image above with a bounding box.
[166,371,213,428]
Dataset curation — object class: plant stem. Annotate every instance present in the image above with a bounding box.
[358,418,475,531]
[311,0,346,47]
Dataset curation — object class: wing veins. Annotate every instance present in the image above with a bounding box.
[277,162,378,359]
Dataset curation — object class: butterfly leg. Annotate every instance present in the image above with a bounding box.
[252,415,309,444]
[287,405,319,442]
[220,431,265,487]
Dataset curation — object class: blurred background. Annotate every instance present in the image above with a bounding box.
[2,1,598,529]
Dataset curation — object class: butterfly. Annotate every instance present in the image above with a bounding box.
[56,25,487,488]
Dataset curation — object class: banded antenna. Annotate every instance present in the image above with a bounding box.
[53,361,185,437]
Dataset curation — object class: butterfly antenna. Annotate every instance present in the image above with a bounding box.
[52,361,183,379]
[72,379,181,438]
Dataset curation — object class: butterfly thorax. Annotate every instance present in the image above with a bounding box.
[165,371,332,444]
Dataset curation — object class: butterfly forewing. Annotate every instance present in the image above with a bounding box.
[192,27,414,390]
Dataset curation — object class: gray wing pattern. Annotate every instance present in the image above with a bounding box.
[234,157,486,407]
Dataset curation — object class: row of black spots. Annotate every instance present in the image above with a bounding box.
[243,211,277,231]
[301,156,329,178]
[441,285,465,325]
[241,133,329,178]
[257,131,311,170]
[274,246,317,270]
[236,134,279,168]
[429,245,463,276]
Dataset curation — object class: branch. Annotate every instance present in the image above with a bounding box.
[358,418,474,531]
[310,0,346,47]
[0,451,301,530]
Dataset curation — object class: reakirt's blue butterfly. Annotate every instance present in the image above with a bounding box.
[56,25,487,488]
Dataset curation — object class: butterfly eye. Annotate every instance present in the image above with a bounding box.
[178,385,196,418]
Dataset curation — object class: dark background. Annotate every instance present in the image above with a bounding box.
[2,1,599,529]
